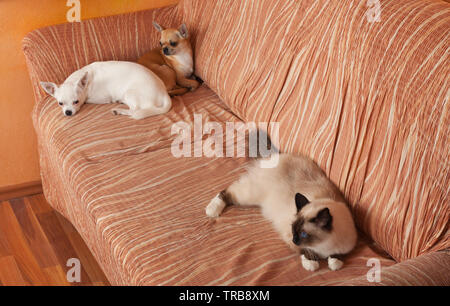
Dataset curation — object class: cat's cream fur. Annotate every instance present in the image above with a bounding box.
[206,153,357,271]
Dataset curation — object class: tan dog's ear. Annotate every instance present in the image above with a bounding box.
[178,24,189,39]
[40,82,57,97]
[153,21,164,32]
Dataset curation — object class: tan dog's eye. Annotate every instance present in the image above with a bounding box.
[170,41,178,47]
[159,41,163,46]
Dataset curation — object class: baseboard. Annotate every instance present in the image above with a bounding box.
[0,180,43,201]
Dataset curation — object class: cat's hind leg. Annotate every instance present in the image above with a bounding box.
[205,190,231,218]
[206,174,260,218]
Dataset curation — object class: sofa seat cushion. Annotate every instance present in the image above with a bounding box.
[33,85,238,164]
[32,84,394,285]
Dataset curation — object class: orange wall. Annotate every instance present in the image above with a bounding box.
[0,0,178,189]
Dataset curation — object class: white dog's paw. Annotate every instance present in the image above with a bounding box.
[205,193,226,218]
[301,255,320,272]
[328,257,343,271]
[112,108,129,116]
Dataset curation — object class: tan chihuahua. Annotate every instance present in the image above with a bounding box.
[138,22,199,96]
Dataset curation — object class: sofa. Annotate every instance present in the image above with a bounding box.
[23,0,449,285]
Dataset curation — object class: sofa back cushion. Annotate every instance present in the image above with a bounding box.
[180,0,450,261]
[23,6,181,102]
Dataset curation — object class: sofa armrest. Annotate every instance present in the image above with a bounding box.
[340,250,450,286]
[22,5,180,102]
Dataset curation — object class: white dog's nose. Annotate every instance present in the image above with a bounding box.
[65,110,73,116]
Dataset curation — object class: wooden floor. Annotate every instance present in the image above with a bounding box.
[0,194,110,286]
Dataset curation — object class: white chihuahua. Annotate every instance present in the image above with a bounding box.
[40,61,172,120]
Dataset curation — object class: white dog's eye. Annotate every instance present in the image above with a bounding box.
[73,100,79,105]
[59,102,63,106]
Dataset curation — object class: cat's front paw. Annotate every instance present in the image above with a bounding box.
[328,257,343,271]
[205,193,226,218]
[301,255,319,272]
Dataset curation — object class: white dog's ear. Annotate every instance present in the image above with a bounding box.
[77,72,89,90]
[153,21,164,32]
[40,82,57,97]
[178,24,189,39]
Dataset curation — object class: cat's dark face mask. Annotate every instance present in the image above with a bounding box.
[292,193,333,246]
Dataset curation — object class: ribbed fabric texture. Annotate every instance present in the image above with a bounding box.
[22,1,449,285]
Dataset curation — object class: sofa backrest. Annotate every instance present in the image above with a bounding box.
[23,5,181,103]
[180,0,450,261]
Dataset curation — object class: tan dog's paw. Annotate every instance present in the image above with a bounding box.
[190,80,200,91]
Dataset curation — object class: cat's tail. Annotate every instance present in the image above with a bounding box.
[248,128,279,159]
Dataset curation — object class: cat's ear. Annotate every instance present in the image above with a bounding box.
[295,193,310,211]
[313,208,332,231]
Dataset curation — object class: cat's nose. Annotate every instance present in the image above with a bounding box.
[65,110,73,116]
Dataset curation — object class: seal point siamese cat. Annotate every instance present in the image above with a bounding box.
[137,22,200,96]
[206,153,357,272]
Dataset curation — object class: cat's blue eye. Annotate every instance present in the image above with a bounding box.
[300,232,308,239]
